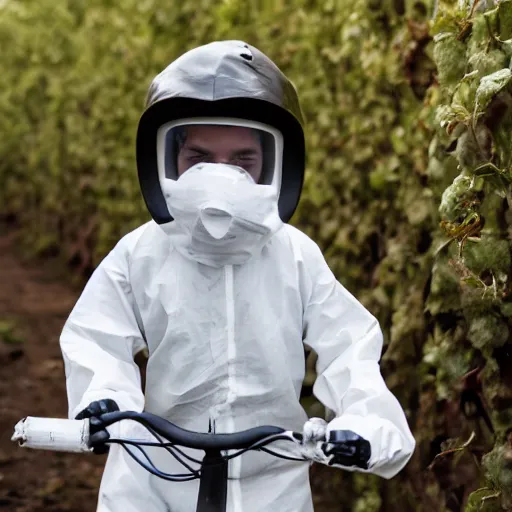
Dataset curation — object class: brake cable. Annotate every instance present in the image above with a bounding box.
[106,417,203,468]
[110,440,199,482]
[107,421,307,481]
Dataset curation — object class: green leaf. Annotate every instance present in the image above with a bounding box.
[475,68,512,113]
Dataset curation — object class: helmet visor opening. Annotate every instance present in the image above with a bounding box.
[157,118,283,191]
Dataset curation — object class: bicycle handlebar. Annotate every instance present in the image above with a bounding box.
[12,412,371,473]
[12,412,300,453]
[99,411,296,450]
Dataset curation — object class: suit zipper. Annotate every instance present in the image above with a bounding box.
[224,265,242,511]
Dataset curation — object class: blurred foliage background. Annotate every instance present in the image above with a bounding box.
[0,0,511,510]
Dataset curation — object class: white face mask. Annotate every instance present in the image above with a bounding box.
[159,163,283,267]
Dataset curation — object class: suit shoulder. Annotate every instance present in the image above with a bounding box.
[280,224,324,261]
[112,221,161,257]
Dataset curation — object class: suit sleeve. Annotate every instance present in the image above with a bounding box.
[301,240,415,479]
[60,236,146,419]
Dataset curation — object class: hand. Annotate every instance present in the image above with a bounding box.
[302,417,327,444]
[323,430,371,469]
[75,399,119,454]
[300,417,332,464]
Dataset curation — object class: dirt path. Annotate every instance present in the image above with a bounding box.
[0,233,104,511]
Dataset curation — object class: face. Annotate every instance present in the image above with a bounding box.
[177,125,263,183]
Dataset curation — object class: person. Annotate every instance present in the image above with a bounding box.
[60,40,415,512]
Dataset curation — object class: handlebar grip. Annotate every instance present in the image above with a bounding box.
[12,417,92,453]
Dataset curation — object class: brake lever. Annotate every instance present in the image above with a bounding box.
[322,430,371,469]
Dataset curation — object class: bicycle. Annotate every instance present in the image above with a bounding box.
[12,410,371,512]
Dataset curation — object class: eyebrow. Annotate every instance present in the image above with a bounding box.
[231,149,259,157]
[184,145,260,157]
[184,144,211,154]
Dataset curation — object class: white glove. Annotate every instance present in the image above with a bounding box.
[300,418,332,465]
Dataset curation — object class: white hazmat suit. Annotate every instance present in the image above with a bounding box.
[60,162,415,511]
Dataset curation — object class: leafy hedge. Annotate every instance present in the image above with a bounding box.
[1,0,511,509]
[423,1,512,509]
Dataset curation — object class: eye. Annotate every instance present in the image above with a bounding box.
[232,155,256,165]
[187,150,209,162]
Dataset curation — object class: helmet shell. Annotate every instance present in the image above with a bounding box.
[136,40,305,223]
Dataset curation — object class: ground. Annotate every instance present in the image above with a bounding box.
[0,231,340,512]
[0,232,105,511]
